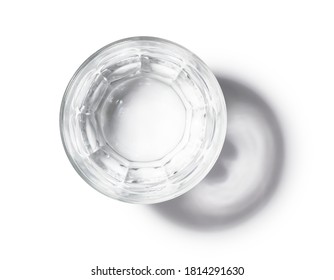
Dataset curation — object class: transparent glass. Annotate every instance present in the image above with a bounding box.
[60,37,226,204]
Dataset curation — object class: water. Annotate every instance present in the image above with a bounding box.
[100,75,186,162]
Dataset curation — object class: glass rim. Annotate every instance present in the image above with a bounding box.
[60,36,227,204]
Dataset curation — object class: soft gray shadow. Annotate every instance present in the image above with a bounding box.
[150,75,285,231]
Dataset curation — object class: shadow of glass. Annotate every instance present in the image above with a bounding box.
[149,75,285,231]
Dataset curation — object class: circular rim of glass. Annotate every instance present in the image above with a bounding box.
[60,36,227,204]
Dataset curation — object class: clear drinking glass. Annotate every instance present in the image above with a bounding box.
[60,37,226,204]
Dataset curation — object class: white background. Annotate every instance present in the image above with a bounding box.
[1,1,334,279]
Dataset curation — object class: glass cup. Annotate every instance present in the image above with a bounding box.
[60,37,226,203]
